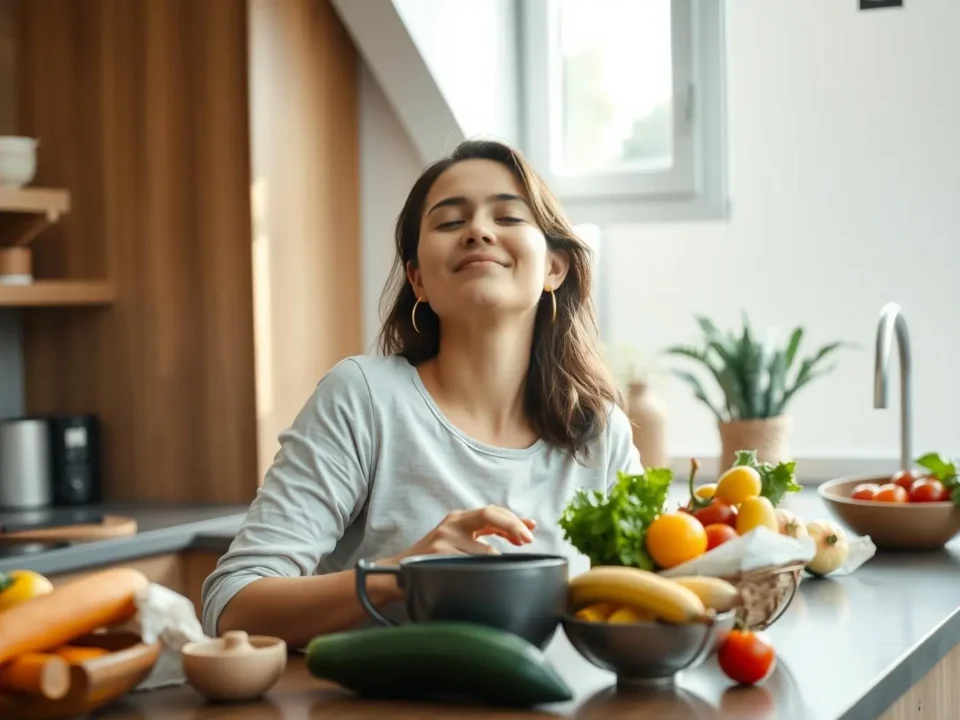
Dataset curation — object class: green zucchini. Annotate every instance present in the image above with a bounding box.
[305,621,573,707]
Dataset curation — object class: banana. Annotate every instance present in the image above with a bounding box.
[670,575,740,613]
[568,567,710,625]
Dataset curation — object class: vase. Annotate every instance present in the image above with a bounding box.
[627,382,669,470]
[717,415,791,472]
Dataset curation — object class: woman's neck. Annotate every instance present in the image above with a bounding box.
[420,320,536,445]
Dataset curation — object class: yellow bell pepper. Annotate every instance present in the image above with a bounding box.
[0,569,54,611]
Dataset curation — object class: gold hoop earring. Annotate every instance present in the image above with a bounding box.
[412,296,424,334]
[545,285,556,325]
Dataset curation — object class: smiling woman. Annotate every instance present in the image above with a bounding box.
[202,139,643,649]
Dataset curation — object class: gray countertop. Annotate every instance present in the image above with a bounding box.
[1,491,958,720]
[0,502,247,575]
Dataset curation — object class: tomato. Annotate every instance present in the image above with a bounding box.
[692,499,737,528]
[0,569,54,611]
[718,630,777,686]
[646,512,708,569]
[891,470,919,492]
[705,523,738,551]
[874,483,908,503]
[850,483,880,501]
[908,477,946,503]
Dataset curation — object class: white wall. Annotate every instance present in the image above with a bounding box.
[359,64,423,352]
[604,0,959,468]
[358,0,959,474]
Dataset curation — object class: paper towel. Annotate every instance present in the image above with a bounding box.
[126,583,212,691]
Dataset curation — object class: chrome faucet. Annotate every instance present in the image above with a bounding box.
[873,303,912,471]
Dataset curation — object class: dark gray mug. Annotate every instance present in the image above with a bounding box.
[355,553,569,649]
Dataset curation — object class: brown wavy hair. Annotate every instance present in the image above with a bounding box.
[377,139,620,461]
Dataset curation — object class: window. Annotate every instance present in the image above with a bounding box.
[520,0,727,224]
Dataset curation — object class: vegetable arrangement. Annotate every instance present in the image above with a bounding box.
[558,449,802,573]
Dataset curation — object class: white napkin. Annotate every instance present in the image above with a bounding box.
[127,583,212,691]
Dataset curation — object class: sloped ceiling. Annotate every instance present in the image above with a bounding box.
[330,0,464,164]
[330,0,521,165]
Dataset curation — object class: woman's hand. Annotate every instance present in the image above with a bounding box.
[386,505,537,564]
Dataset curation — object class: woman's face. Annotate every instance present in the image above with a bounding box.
[407,159,569,322]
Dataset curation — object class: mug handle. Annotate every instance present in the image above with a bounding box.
[355,558,401,626]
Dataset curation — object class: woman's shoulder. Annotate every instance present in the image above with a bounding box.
[314,353,414,401]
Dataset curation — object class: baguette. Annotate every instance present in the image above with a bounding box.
[0,568,149,665]
[0,652,71,699]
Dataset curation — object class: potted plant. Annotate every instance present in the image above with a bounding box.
[666,314,848,469]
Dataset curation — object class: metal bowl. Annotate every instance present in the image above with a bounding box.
[561,611,736,687]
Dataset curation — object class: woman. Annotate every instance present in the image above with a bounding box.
[201,139,642,647]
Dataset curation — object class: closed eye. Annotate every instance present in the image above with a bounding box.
[436,220,464,230]
[497,216,523,224]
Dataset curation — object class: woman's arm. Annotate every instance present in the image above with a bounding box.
[201,359,380,644]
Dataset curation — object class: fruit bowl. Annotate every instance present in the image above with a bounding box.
[561,610,736,688]
[819,475,960,550]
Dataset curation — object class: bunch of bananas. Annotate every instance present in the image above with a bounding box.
[569,566,740,625]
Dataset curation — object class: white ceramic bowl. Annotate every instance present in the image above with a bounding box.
[0,136,39,187]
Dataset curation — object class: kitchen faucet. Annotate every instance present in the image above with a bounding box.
[873,302,912,472]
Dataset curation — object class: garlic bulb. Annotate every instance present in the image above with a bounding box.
[775,508,808,539]
[806,520,850,576]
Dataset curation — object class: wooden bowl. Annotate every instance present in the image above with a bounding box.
[0,631,161,720]
[818,475,960,550]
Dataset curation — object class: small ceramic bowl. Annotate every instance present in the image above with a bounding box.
[181,630,287,702]
[819,475,960,551]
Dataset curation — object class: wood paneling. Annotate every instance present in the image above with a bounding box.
[0,0,14,134]
[48,550,224,619]
[248,0,362,480]
[14,0,258,503]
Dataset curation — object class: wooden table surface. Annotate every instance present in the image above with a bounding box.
[94,631,799,720]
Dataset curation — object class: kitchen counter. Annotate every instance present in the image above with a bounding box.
[3,492,960,718]
[0,503,247,575]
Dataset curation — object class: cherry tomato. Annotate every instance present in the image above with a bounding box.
[705,523,738,551]
[874,483,908,503]
[718,630,777,686]
[908,477,946,503]
[692,499,737,528]
[892,470,919,492]
[850,483,880,501]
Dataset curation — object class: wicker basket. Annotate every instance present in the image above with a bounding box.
[720,561,805,631]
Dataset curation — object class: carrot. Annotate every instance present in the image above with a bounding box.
[52,645,109,665]
[0,652,71,699]
[0,567,148,665]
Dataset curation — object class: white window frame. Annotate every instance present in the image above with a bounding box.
[518,0,728,225]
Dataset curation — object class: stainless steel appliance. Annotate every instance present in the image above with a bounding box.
[0,418,52,509]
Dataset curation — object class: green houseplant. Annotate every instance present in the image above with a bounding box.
[667,314,847,469]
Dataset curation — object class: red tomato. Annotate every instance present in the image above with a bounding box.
[705,523,738,551]
[718,630,777,686]
[692,500,737,528]
[908,478,946,503]
[874,483,908,503]
[892,470,919,492]
[850,483,880,501]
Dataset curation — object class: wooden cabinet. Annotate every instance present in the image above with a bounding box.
[3,0,361,504]
[48,551,222,621]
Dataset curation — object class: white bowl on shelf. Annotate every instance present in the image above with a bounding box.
[0,136,39,188]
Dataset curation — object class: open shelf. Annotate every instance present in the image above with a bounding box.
[0,280,115,307]
[0,187,71,247]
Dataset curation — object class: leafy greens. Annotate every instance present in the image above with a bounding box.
[557,468,672,571]
[915,452,960,506]
[732,449,802,507]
